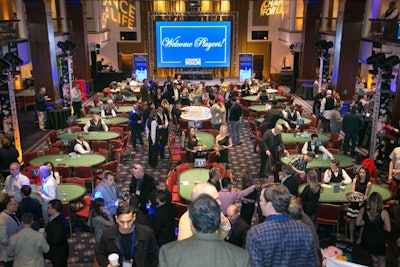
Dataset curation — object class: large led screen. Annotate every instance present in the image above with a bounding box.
[156,21,231,68]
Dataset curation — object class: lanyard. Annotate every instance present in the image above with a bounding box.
[266,214,289,222]
[119,230,135,262]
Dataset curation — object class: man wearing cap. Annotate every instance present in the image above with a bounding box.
[320,89,336,132]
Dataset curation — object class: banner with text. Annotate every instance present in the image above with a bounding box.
[156,21,231,68]
[239,53,253,82]
[133,53,148,82]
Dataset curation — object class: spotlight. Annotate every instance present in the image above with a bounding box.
[315,40,333,50]
[95,43,101,49]
[4,53,23,72]
[189,1,201,8]
[366,53,386,65]
[57,41,69,52]
[65,40,76,50]
[0,58,11,71]
[380,55,400,69]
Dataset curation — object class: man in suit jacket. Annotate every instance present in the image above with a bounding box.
[16,185,42,230]
[225,204,250,248]
[279,164,299,196]
[260,124,288,177]
[44,199,69,267]
[152,190,176,247]
[129,164,156,214]
[160,194,249,267]
[0,196,21,267]
[8,212,49,266]
[95,204,158,267]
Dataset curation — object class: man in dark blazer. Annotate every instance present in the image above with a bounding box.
[152,190,176,247]
[95,204,158,267]
[279,164,299,197]
[260,124,288,177]
[16,185,42,230]
[129,164,156,214]
[44,199,69,267]
[225,204,250,248]
[159,194,249,267]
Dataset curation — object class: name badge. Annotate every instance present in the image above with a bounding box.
[135,189,141,196]
[366,113,370,117]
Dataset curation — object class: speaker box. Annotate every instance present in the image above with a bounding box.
[252,31,268,40]
[120,32,137,41]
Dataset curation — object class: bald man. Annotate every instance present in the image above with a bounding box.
[260,124,288,177]
[177,182,231,241]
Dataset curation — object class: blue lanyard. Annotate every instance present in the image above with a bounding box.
[118,230,135,262]
[266,214,289,222]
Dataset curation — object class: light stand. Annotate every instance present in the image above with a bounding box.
[366,54,399,164]
[1,53,23,163]
[315,41,333,92]
[57,41,76,116]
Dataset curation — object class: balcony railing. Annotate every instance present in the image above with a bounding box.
[0,20,20,40]
[369,19,400,41]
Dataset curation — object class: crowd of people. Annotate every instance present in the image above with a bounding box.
[1,73,400,267]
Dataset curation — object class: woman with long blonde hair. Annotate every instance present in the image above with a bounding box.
[214,124,232,167]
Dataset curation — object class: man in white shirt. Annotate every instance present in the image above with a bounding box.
[301,133,334,160]
[83,113,108,132]
[2,162,30,203]
[73,133,91,154]
[323,159,352,185]
[36,165,58,223]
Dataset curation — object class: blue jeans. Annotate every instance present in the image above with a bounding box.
[231,120,240,145]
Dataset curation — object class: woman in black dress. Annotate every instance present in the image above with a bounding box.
[356,192,391,267]
[215,124,232,166]
[184,126,198,163]
[300,169,322,224]
[240,169,258,225]
[346,166,372,244]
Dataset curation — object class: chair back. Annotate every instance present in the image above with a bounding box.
[172,202,188,222]
[56,166,72,181]
[102,160,119,176]
[74,166,93,178]
[212,163,226,177]
[43,147,60,155]
[317,203,340,223]
[176,163,190,176]
[91,141,107,152]
[64,177,86,187]
[110,127,124,137]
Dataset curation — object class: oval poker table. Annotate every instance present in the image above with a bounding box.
[180,106,212,121]
[281,132,329,143]
[31,183,87,203]
[178,168,210,201]
[242,95,286,102]
[298,183,392,202]
[29,154,106,167]
[76,117,128,125]
[90,106,132,113]
[256,117,312,126]
[280,154,354,168]
[57,131,120,141]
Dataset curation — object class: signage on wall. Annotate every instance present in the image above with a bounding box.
[239,53,253,82]
[156,21,231,68]
[259,0,284,16]
[133,53,148,81]
[105,0,137,29]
